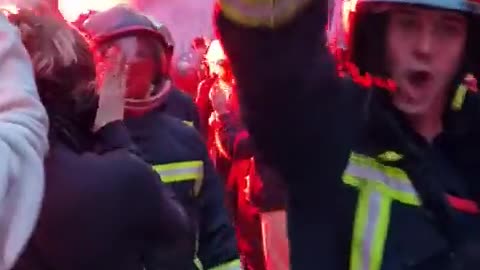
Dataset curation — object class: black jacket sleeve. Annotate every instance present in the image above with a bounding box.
[216,112,254,160]
[26,143,193,270]
[197,147,240,269]
[215,1,368,192]
[94,120,142,156]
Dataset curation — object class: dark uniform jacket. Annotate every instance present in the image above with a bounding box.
[216,1,480,269]
[163,87,201,131]
[125,108,240,270]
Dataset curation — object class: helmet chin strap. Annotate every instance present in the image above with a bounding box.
[124,79,172,115]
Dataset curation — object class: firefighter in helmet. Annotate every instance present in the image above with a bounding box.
[83,5,240,270]
[215,0,480,269]
[80,7,200,130]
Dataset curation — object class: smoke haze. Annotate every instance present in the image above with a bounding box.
[130,0,214,59]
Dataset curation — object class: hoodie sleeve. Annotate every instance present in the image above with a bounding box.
[94,120,143,157]
[0,14,49,270]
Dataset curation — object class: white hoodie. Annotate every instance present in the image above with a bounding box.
[0,13,49,270]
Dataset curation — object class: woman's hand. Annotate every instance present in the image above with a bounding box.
[93,48,128,132]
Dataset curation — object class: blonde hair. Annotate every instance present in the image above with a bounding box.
[8,10,99,141]
[9,10,93,80]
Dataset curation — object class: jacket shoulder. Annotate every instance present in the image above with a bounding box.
[167,88,196,107]
[161,114,205,149]
[46,143,156,187]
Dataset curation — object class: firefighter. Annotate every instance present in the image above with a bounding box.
[77,9,200,131]
[82,5,240,270]
[8,9,192,270]
[215,0,480,269]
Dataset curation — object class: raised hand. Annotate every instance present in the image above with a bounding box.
[93,47,128,132]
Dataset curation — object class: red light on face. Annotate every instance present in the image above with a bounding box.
[125,60,155,99]
[96,36,159,99]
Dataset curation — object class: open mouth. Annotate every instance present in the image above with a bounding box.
[406,70,433,89]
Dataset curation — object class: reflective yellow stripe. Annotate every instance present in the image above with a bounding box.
[152,161,204,195]
[350,187,391,270]
[451,84,467,111]
[153,161,203,183]
[343,152,420,270]
[194,256,203,270]
[209,259,241,270]
[183,120,194,127]
[349,153,410,184]
[343,175,419,206]
[219,0,311,28]
[345,153,419,205]
[377,151,403,162]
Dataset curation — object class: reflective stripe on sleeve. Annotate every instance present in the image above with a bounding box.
[183,120,194,127]
[152,161,204,195]
[208,259,241,270]
[194,256,203,270]
[451,84,467,111]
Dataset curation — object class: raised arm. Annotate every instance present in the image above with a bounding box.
[215,0,367,183]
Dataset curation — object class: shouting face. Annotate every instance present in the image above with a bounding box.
[386,5,467,115]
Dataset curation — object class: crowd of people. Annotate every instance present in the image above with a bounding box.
[1,0,480,270]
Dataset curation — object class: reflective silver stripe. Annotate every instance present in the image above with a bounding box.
[153,161,204,184]
[159,167,202,178]
[208,259,241,270]
[344,162,416,194]
[363,192,380,270]
[345,152,415,270]
[350,187,392,270]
